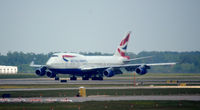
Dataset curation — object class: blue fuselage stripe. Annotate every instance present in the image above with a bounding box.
[49,68,82,74]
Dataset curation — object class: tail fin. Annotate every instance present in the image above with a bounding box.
[114,32,131,59]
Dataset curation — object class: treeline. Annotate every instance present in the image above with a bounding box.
[128,51,200,73]
[0,52,52,73]
[0,51,200,73]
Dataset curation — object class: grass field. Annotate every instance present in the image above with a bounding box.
[0,101,199,110]
[0,88,199,98]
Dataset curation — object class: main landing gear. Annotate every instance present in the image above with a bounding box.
[54,76,67,83]
[70,76,77,80]
[82,74,103,80]
[53,75,104,82]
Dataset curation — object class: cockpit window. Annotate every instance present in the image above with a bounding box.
[51,55,58,57]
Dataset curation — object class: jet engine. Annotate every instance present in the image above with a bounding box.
[135,65,150,75]
[46,71,56,78]
[35,66,47,76]
[103,68,115,77]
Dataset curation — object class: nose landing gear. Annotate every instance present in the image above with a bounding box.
[55,76,59,80]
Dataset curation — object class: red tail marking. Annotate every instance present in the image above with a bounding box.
[120,33,130,46]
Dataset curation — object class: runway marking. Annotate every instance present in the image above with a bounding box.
[0,86,200,91]
[0,95,200,103]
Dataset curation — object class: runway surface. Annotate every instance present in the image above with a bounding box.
[0,95,200,103]
[1,77,200,102]
[1,78,141,85]
[1,77,200,85]
[1,78,200,91]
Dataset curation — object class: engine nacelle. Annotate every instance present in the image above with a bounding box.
[103,68,115,77]
[46,71,56,78]
[135,65,150,75]
[35,67,47,76]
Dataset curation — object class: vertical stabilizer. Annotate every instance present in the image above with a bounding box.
[114,32,131,59]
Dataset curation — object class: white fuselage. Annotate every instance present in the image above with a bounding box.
[46,53,125,69]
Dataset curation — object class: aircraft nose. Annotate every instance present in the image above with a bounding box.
[46,61,51,67]
[46,59,54,67]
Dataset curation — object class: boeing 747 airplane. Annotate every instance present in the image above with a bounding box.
[30,32,176,81]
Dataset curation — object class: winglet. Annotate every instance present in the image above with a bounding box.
[30,61,34,67]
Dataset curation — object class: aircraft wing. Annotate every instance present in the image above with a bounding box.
[145,62,176,66]
[29,61,45,68]
[117,62,176,68]
[81,62,176,71]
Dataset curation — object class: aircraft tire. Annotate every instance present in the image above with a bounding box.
[55,77,59,80]
[70,77,77,80]
[98,77,103,80]
[82,77,89,80]
[92,77,99,80]
[91,77,96,80]
[92,77,103,80]
[60,80,67,83]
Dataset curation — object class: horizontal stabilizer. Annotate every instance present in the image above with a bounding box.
[123,56,153,63]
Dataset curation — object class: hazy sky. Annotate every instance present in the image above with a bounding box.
[0,0,200,55]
